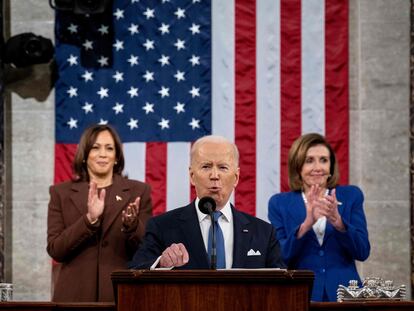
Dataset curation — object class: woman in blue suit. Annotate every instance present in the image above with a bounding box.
[268,133,370,302]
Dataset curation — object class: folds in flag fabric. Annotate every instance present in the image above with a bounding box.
[54,0,349,221]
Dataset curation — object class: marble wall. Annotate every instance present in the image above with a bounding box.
[3,0,412,301]
[4,0,54,300]
[349,0,411,297]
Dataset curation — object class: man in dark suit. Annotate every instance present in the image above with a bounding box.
[129,135,285,269]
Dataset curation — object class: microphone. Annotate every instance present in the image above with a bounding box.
[198,196,216,215]
[198,197,217,269]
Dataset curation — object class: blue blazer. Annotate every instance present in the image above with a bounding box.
[129,201,286,269]
[268,185,370,302]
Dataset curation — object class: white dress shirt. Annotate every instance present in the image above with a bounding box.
[195,197,234,269]
[313,216,327,246]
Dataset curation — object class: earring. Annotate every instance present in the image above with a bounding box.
[115,161,118,165]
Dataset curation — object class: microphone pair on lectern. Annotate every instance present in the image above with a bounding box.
[198,197,218,270]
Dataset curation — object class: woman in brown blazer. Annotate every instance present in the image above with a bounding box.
[47,124,152,302]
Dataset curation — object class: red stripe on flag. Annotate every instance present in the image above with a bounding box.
[234,0,256,215]
[145,143,167,216]
[325,0,349,185]
[280,0,302,192]
[54,144,77,184]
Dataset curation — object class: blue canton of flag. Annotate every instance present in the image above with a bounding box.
[55,0,211,143]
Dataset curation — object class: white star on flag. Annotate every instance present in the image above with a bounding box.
[174,70,185,82]
[128,23,139,35]
[82,71,93,82]
[127,55,139,66]
[67,86,78,98]
[82,102,93,114]
[113,40,124,51]
[159,23,170,34]
[174,39,185,50]
[83,40,93,50]
[98,25,109,35]
[67,118,78,129]
[189,23,200,35]
[158,86,170,98]
[175,8,185,19]
[127,87,139,98]
[143,71,154,82]
[112,103,124,114]
[189,118,200,129]
[158,118,170,129]
[189,86,200,98]
[143,8,155,19]
[112,71,124,82]
[189,55,200,66]
[97,87,109,99]
[67,54,78,66]
[97,56,109,67]
[158,55,170,66]
[68,24,78,33]
[114,9,124,20]
[174,102,185,114]
[143,39,155,51]
[127,118,139,129]
[143,102,154,114]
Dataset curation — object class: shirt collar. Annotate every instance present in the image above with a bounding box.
[195,197,232,223]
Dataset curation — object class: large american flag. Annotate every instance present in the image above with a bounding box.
[54,0,349,221]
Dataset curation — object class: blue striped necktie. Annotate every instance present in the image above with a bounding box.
[208,211,226,269]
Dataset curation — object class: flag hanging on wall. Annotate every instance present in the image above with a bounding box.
[54,0,349,221]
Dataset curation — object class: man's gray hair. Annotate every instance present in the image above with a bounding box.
[190,135,240,166]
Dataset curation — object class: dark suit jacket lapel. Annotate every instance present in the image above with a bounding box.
[70,181,89,216]
[231,205,251,268]
[178,202,209,268]
[102,175,132,238]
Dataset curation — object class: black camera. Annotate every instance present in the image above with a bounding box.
[3,33,54,68]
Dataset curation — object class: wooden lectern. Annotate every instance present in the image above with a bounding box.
[112,269,314,311]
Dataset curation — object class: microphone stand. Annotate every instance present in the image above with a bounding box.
[209,212,217,270]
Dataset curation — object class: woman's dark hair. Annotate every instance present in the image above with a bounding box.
[72,124,125,181]
[288,133,339,191]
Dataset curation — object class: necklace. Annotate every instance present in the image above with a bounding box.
[301,189,329,205]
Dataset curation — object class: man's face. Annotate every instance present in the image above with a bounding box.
[190,141,240,209]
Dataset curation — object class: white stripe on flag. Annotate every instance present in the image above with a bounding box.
[301,0,325,135]
[123,142,146,182]
[256,0,281,221]
[166,143,191,211]
[212,0,236,205]
[212,0,235,141]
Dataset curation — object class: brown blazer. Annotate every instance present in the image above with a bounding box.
[47,174,152,302]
